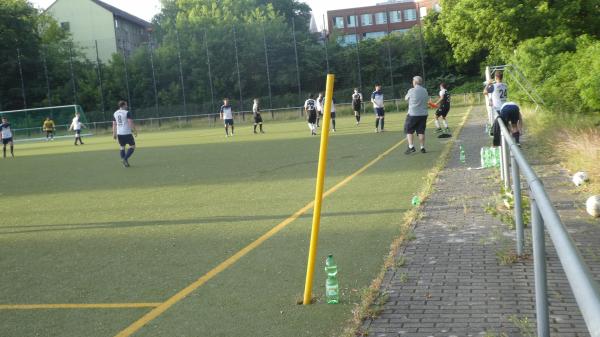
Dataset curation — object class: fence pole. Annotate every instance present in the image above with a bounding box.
[175,29,187,117]
[353,24,363,91]
[148,39,160,127]
[95,40,106,121]
[501,131,511,190]
[291,15,302,112]
[68,45,78,104]
[232,26,244,120]
[530,196,550,337]
[203,30,215,115]
[261,25,273,111]
[321,15,330,74]
[120,41,132,111]
[415,2,426,81]
[41,46,52,106]
[511,152,524,256]
[16,48,27,109]
[386,39,395,98]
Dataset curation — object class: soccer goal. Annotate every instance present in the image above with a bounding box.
[0,105,92,142]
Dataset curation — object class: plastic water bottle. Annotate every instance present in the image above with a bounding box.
[459,145,466,163]
[411,196,421,206]
[325,254,339,304]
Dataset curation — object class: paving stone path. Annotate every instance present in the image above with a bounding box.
[363,106,600,337]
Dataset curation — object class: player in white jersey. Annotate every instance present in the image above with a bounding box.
[485,71,508,113]
[316,93,323,127]
[371,84,385,132]
[252,98,264,134]
[1,116,14,158]
[304,94,318,135]
[112,100,137,167]
[68,112,85,145]
[220,98,234,137]
[352,88,363,125]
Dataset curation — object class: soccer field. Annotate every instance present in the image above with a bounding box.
[0,108,470,337]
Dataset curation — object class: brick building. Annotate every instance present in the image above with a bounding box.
[327,0,440,44]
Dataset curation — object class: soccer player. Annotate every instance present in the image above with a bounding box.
[1,116,14,158]
[499,102,523,144]
[42,116,55,141]
[112,100,137,167]
[371,85,385,132]
[304,94,318,136]
[434,83,451,133]
[404,76,429,154]
[485,70,508,113]
[252,98,264,134]
[68,112,85,145]
[330,98,337,132]
[352,88,363,125]
[220,98,234,137]
[316,92,324,127]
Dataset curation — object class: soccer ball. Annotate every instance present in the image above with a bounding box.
[572,171,589,186]
[586,195,600,218]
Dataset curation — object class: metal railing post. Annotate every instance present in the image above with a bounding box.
[501,130,511,190]
[511,151,524,256]
[531,196,550,337]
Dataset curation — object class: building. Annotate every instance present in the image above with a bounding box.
[47,0,152,63]
[327,0,440,44]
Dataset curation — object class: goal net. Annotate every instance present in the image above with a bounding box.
[0,105,90,141]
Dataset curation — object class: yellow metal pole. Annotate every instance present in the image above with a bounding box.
[303,74,335,305]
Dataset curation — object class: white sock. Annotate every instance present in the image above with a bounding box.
[409,144,414,149]
[421,145,425,149]
[443,119,448,128]
[435,119,440,128]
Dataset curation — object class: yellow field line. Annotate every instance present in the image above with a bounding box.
[113,114,463,337]
[0,303,161,310]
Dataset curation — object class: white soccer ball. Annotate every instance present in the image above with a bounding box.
[572,171,589,186]
[586,195,600,218]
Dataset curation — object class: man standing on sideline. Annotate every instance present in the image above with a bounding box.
[220,98,234,137]
[316,92,324,127]
[252,98,265,134]
[484,70,508,114]
[113,100,137,168]
[371,85,385,132]
[304,94,318,136]
[434,82,451,133]
[42,116,55,141]
[1,116,14,158]
[352,88,363,126]
[404,76,429,154]
[69,112,85,145]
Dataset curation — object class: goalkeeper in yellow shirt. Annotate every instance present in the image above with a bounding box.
[42,117,55,141]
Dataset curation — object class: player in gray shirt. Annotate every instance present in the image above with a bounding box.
[404,76,429,154]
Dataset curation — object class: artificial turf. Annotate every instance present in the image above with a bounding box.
[0,107,470,337]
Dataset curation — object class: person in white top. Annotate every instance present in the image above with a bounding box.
[1,116,14,158]
[352,88,363,125]
[484,71,508,113]
[220,98,234,137]
[316,92,323,127]
[252,98,264,134]
[68,112,86,145]
[112,100,137,167]
[304,94,318,135]
[371,85,385,132]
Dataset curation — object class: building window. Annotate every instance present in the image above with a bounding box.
[60,22,70,31]
[361,13,373,26]
[363,31,386,39]
[419,7,428,18]
[375,12,387,25]
[344,34,358,44]
[404,9,417,21]
[346,15,357,28]
[334,16,344,29]
[391,29,409,35]
[115,19,119,28]
[389,11,402,23]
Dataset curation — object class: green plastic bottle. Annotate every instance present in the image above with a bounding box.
[325,254,339,304]
[459,145,466,163]
[411,196,421,206]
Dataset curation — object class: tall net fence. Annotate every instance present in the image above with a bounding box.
[0,105,88,139]
[0,22,462,125]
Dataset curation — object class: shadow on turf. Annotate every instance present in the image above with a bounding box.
[0,208,406,235]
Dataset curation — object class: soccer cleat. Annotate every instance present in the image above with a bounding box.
[122,159,130,167]
[405,147,416,155]
[421,148,427,153]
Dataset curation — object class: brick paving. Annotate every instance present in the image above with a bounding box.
[363,106,600,337]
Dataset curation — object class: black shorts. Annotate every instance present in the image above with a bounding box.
[404,115,428,135]
[45,130,54,134]
[224,119,234,126]
[2,137,13,145]
[331,112,336,119]
[117,134,135,147]
[375,107,385,117]
[307,111,317,124]
[254,115,263,124]
[435,107,450,118]
[75,130,81,136]
[317,111,323,117]
[500,105,520,124]
[353,104,361,112]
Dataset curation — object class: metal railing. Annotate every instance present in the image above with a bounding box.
[486,67,600,337]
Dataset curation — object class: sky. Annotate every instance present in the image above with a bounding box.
[29,0,377,30]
